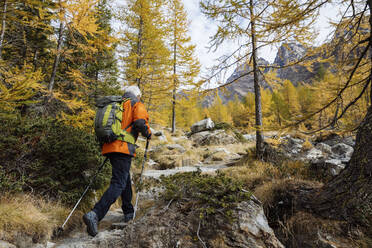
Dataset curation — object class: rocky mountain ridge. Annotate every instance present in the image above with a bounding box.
[202,42,323,107]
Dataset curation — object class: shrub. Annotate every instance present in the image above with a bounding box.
[0,116,110,205]
[213,122,233,131]
[160,170,251,220]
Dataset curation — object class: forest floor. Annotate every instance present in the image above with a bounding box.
[1,125,371,247]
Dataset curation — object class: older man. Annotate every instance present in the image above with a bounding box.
[83,86,151,237]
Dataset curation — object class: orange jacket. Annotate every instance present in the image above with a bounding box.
[101,92,151,156]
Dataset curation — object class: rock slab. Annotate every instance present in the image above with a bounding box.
[190,118,214,134]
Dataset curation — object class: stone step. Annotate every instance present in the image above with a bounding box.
[111,222,129,230]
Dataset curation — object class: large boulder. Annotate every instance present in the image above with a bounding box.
[342,136,355,147]
[118,198,284,248]
[315,142,332,155]
[311,159,346,177]
[54,198,283,248]
[190,118,215,134]
[330,143,354,162]
[280,136,304,155]
[203,147,241,164]
[166,144,186,153]
[305,148,323,163]
[190,130,238,146]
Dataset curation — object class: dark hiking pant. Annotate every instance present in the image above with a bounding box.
[93,153,134,221]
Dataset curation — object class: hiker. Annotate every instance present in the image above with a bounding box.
[83,85,151,237]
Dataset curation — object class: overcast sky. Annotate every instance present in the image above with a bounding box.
[182,1,343,81]
[113,0,344,86]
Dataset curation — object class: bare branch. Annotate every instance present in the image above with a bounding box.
[197,220,207,248]
[290,39,371,127]
[302,79,371,134]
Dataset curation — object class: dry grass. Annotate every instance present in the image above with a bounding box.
[222,161,281,190]
[301,138,313,151]
[253,180,288,207]
[281,211,364,248]
[0,194,81,244]
[222,152,315,207]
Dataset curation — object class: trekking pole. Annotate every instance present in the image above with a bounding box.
[133,138,150,220]
[58,157,109,233]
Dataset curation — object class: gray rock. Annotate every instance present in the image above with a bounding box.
[315,143,332,155]
[324,159,345,176]
[331,143,354,159]
[148,145,164,154]
[147,159,158,168]
[154,132,167,142]
[190,118,215,133]
[166,144,186,153]
[211,147,231,154]
[117,197,283,248]
[233,200,285,248]
[243,134,256,141]
[321,134,343,147]
[54,229,124,248]
[0,240,16,248]
[306,148,323,162]
[275,43,315,85]
[154,130,164,137]
[342,136,355,147]
[46,241,56,248]
[311,159,346,177]
[204,147,241,164]
[202,59,272,107]
[281,136,304,154]
[190,130,238,146]
[31,244,45,248]
[143,165,228,179]
[171,136,188,143]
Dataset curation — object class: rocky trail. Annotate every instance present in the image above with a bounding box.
[51,160,235,247]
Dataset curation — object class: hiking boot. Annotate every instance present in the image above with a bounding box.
[83,211,99,237]
[123,212,134,223]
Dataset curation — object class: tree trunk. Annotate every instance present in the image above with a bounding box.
[33,47,38,70]
[370,0,372,105]
[0,0,7,59]
[309,3,372,226]
[136,16,143,89]
[171,24,177,134]
[21,26,27,65]
[249,0,264,159]
[276,105,281,127]
[49,22,64,93]
[309,104,372,226]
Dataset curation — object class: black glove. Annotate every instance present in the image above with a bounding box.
[146,132,152,140]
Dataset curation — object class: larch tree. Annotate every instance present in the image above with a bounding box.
[86,0,120,100]
[200,0,326,159]
[166,0,200,133]
[280,80,301,122]
[0,0,7,59]
[0,0,53,115]
[48,0,103,95]
[120,0,171,106]
[292,0,372,228]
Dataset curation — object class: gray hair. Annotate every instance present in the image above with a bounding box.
[123,85,142,98]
